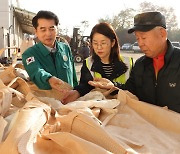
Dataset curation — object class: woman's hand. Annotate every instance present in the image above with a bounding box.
[88,78,115,90]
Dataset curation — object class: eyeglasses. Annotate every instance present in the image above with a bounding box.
[92,42,109,48]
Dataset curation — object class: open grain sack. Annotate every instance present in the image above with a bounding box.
[0,90,179,154]
[0,64,29,85]
[0,99,51,154]
[0,65,17,85]
[117,89,180,134]
[0,116,7,143]
[102,89,180,153]
[0,79,24,143]
[8,77,31,108]
[0,79,23,117]
[0,97,124,154]
[14,67,30,81]
[58,90,180,154]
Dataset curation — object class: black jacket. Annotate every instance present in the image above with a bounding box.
[74,56,128,96]
[124,40,180,113]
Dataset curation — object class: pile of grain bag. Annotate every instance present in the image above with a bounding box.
[0,64,179,154]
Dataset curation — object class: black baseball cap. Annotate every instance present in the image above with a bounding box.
[128,11,166,34]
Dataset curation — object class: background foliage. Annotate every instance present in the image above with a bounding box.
[98,2,180,46]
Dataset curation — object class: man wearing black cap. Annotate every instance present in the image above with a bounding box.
[125,11,180,113]
[89,11,180,113]
[128,11,166,33]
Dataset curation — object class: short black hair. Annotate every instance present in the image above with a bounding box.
[32,10,59,29]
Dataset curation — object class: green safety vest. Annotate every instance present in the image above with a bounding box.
[85,56,133,84]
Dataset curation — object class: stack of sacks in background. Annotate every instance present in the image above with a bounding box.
[0,62,180,154]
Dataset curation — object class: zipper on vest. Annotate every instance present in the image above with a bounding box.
[50,52,58,76]
[154,77,158,105]
[155,82,157,87]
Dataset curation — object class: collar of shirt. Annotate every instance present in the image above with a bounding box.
[43,44,56,53]
[153,51,166,77]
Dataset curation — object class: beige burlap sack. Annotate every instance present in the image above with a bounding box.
[0,79,24,117]
[0,65,16,85]
[8,77,31,108]
[0,90,179,154]
[117,89,180,134]
[0,98,124,154]
[14,63,25,70]
[0,65,29,85]
[14,68,30,81]
[0,116,7,143]
[55,110,127,154]
[0,79,12,116]
[59,91,180,154]
[101,89,180,153]
[0,100,50,154]
[35,132,113,154]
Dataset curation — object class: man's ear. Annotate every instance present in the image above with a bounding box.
[160,28,167,39]
[34,28,37,35]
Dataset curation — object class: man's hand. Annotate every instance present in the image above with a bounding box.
[88,78,115,90]
[62,90,80,104]
[48,76,71,92]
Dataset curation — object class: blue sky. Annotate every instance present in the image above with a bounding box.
[17,0,180,36]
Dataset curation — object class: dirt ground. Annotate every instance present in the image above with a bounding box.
[75,50,144,81]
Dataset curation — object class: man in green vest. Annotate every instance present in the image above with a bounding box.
[22,10,78,91]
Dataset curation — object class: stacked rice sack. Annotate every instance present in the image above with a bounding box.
[0,63,179,154]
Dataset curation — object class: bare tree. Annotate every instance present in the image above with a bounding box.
[113,8,135,30]
[139,2,156,11]
[80,20,89,36]
[98,16,112,24]
[98,9,135,31]
[97,2,180,43]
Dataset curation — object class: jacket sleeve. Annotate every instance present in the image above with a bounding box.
[22,48,52,90]
[74,60,94,96]
[72,62,78,87]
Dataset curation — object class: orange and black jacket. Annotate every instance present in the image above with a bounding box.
[124,40,180,113]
